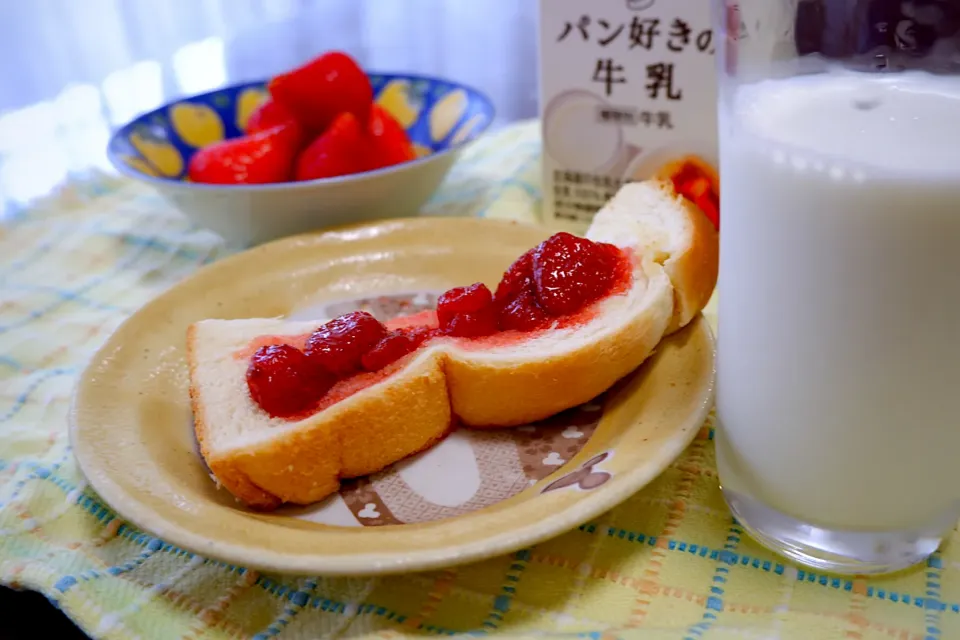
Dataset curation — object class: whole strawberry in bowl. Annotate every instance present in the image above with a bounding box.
[106,51,495,247]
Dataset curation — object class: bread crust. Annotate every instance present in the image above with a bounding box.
[190,331,452,508]
[647,162,720,333]
[446,277,673,427]
[661,188,719,334]
[189,324,280,510]
[188,180,720,509]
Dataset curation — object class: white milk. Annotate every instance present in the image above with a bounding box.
[716,70,960,531]
[538,0,716,231]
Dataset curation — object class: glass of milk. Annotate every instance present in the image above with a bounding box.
[714,0,960,574]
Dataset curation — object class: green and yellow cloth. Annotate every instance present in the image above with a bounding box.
[1,121,956,639]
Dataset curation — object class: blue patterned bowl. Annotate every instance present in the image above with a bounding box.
[107,74,495,246]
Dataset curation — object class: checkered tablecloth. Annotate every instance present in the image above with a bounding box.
[1,120,956,640]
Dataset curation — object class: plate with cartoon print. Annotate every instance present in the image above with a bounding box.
[69,216,715,575]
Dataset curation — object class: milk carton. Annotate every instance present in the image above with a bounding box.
[538,0,719,232]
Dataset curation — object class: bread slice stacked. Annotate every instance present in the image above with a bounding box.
[188,180,719,509]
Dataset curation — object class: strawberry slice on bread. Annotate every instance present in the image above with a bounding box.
[187,180,719,510]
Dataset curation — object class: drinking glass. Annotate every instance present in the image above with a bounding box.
[714,0,960,574]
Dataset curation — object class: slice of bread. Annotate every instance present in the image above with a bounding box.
[188,180,719,509]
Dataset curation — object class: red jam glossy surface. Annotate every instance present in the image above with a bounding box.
[244,232,632,419]
[361,326,439,372]
[437,283,499,338]
[303,311,386,376]
[246,344,335,418]
[532,232,624,316]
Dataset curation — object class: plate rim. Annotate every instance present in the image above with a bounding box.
[68,217,716,576]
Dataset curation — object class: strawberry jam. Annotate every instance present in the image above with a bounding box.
[436,283,498,338]
[304,311,386,375]
[532,232,623,316]
[246,344,334,418]
[498,287,550,332]
[493,247,535,308]
[362,326,439,372]
[245,232,631,419]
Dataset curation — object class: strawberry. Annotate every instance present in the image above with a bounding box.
[304,311,387,376]
[532,232,620,316]
[498,286,550,332]
[187,122,301,185]
[436,283,498,337]
[437,283,493,327]
[444,310,498,338]
[294,112,366,181]
[269,51,373,134]
[246,344,333,418]
[361,330,416,372]
[245,98,299,135]
[365,104,416,171]
[494,248,536,309]
[361,326,439,372]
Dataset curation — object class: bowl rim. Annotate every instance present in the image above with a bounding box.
[106,72,496,192]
